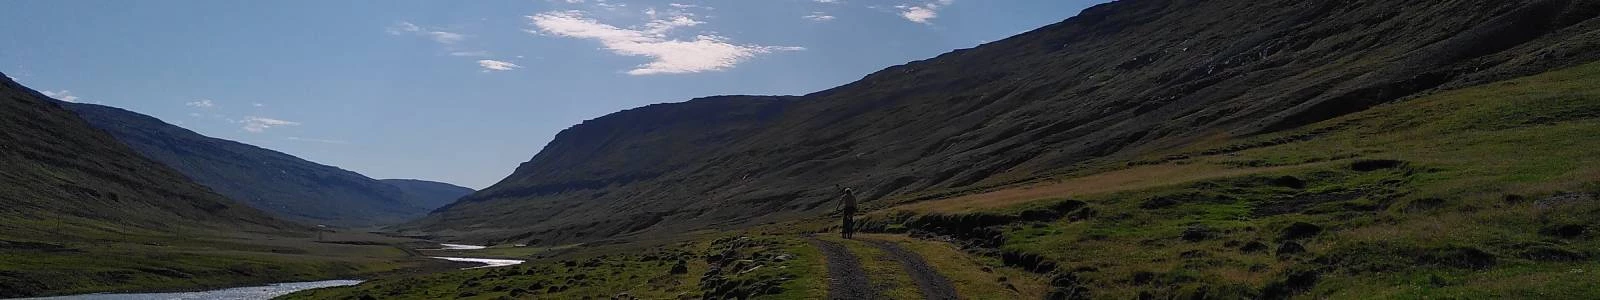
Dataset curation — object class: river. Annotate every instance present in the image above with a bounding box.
[425,243,526,269]
[18,244,516,299]
[15,280,363,300]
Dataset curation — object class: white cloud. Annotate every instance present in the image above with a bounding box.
[477,60,523,71]
[389,21,466,44]
[803,12,836,22]
[897,0,953,24]
[814,0,841,3]
[526,10,802,75]
[253,103,265,107]
[186,99,215,108]
[40,90,79,102]
[238,117,300,133]
[286,137,351,144]
[450,50,491,57]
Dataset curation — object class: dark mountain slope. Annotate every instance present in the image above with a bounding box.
[382,179,475,210]
[411,0,1600,244]
[0,73,297,236]
[64,102,431,227]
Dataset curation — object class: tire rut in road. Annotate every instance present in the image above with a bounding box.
[865,239,960,300]
[810,238,878,300]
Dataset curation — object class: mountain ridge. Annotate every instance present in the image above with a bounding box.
[411,0,1600,245]
[0,72,300,236]
[63,102,447,227]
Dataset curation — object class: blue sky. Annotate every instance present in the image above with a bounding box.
[1,0,1106,189]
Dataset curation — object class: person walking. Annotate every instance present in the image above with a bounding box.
[837,187,859,239]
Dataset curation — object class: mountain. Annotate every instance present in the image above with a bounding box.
[381,179,475,210]
[0,74,296,236]
[62,102,435,227]
[409,0,1600,245]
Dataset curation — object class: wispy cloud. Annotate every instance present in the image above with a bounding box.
[450,50,491,57]
[897,0,953,24]
[388,21,466,44]
[526,10,802,75]
[186,99,215,108]
[286,137,351,145]
[238,117,300,133]
[40,90,79,102]
[477,60,523,72]
[803,12,836,22]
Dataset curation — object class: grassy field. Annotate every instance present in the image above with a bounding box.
[0,227,451,297]
[285,62,1600,299]
[285,235,831,299]
[858,61,1600,298]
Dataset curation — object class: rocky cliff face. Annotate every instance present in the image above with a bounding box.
[65,102,436,227]
[410,0,1600,244]
[0,73,297,234]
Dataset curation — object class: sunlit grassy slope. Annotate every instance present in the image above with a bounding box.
[867,61,1600,298]
[286,61,1600,300]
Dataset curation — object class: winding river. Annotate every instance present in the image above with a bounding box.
[21,244,517,299]
[17,280,363,300]
[426,243,526,269]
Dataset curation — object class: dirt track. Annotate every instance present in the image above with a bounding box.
[866,240,959,300]
[810,238,878,299]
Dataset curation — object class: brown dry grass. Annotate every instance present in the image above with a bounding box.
[883,162,1328,215]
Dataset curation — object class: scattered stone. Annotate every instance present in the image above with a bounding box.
[1276,241,1306,257]
[1240,241,1270,253]
[670,260,689,274]
[1350,159,1405,171]
[1181,225,1214,242]
[1541,224,1587,238]
[1519,245,1589,262]
[1419,246,1497,269]
[1130,271,1155,285]
[1268,176,1306,189]
[1278,222,1323,240]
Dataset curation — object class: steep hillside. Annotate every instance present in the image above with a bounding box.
[382,179,475,210]
[0,75,295,236]
[65,102,436,227]
[0,73,398,297]
[411,0,1600,245]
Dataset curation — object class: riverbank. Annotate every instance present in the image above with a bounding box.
[0,230,453,298]
[16,280,364,300]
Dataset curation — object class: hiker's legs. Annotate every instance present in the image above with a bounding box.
[842,214,854,239]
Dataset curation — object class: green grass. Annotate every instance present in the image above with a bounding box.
[271,62,1600,300]
[0,229,434,297]
[866,61,1600,298]
[286,235,829,300]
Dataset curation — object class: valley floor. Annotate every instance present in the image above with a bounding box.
[0,229,462,298]
[283,61,1600,299]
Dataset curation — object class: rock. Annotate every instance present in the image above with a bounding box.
[1518,245,1589,262]
[1241,241,1270,253]
[1268,176,1306,189]
[1278,222,1323,240]
[1350,159,1406,171]
[670,260,689,274]
[1541,224,1587,238]
[1418,246,1497,269]
[1130,271,1156,285]
[1181,225,1214,242]
[1276,241,1306,257]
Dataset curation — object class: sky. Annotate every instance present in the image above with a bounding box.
[1,0,1107,189]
